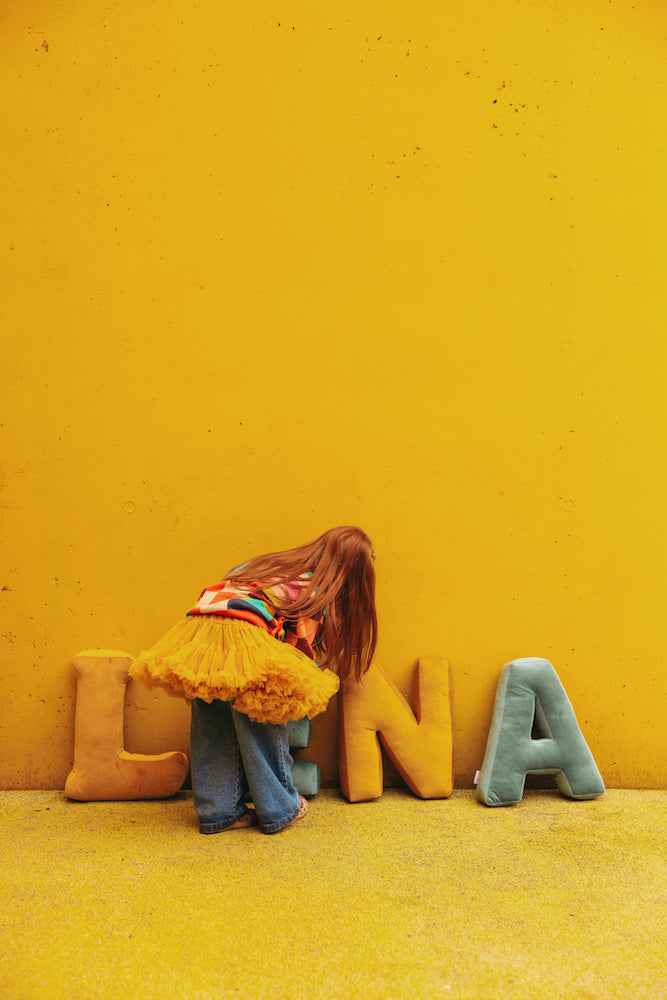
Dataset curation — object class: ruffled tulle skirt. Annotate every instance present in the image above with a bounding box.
[129,616,340,725]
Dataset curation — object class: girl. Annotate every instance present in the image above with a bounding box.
[130,526,377,834]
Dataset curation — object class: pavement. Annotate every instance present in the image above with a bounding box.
[1,787,665,999]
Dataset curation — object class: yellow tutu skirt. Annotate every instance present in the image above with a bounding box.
[129,617,340,725]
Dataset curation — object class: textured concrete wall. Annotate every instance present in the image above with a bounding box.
[1,0,666,789]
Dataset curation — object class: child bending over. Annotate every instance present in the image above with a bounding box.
[130,525,377,834]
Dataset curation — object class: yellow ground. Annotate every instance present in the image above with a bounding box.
[1,789,665,999]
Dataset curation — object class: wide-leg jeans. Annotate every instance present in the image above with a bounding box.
[190,698,302,834]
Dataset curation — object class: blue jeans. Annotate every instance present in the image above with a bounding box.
[190,699,302,834]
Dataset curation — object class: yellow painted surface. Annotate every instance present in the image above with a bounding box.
[1,1,666,790]
[2,789,666,999]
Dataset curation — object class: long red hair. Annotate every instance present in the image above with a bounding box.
[227,526,377,680]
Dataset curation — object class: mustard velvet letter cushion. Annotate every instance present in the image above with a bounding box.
[65,650,189,801]
[338,657,452,802]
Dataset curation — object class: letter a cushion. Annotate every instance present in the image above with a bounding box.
[477,657,605,806]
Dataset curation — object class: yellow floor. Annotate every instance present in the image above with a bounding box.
[1,788,665,1000]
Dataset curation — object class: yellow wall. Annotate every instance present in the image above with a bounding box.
[2,0,666,791]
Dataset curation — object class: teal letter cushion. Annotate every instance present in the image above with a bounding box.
[287,717,320,797]
[291,759,321,797]
[286,717,312,749]
[477,657,604,806]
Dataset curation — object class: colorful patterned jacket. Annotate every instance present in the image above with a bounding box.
[188,575,320,660]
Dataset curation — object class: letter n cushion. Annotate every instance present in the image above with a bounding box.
[477,657,605,806]
[338,657,452,802]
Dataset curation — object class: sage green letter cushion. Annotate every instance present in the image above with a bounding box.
[287,717,321,797]
[286,717,312,749]
[477,657,604,806]
[291,759,321,797]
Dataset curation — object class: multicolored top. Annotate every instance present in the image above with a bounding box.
[188,575,321,660]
